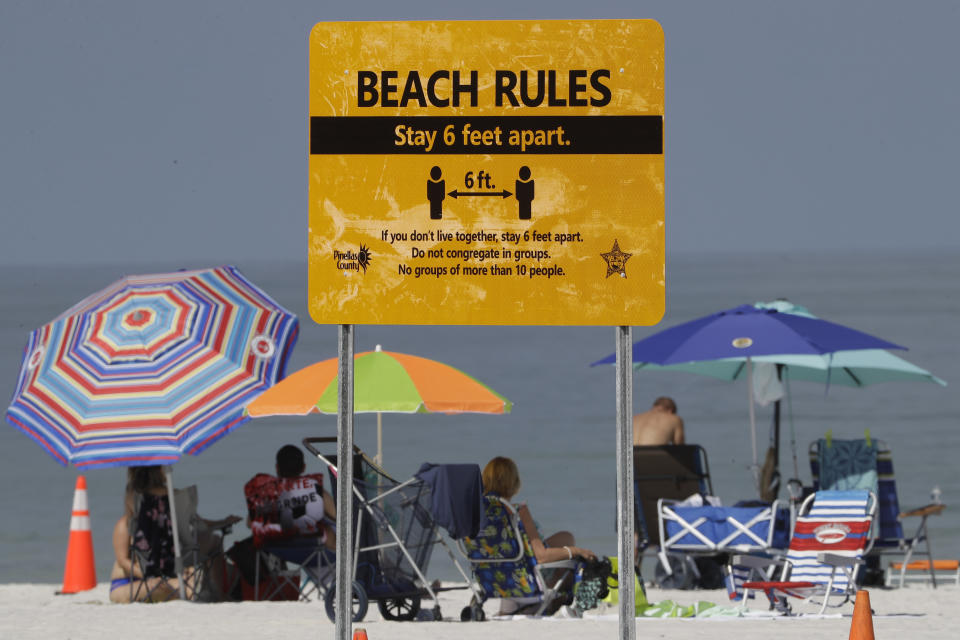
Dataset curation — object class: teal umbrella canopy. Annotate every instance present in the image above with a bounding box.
[634,301,946,388]
[635,350,946,387]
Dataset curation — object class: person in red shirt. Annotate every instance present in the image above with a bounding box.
[228,445,337,590]
[244,445,337,549]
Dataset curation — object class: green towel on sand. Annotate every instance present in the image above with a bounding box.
[634,581,740,617]
[638,600,741,618]
[602,557,741,618]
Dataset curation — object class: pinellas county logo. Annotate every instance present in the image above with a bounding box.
[334,244,372,274]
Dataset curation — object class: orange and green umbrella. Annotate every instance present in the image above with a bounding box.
[246,345,511,463]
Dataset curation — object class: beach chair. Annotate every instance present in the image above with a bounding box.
[128,486,234,602]
[734,489,877,615]
[459,494,578,619]
[172,485,239,601]
[253,539,329,601]
[810,436,945,587]
[127,492,179,602]
[633,445,712,549]
[634,445,747,588]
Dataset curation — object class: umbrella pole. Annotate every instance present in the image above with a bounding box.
[774,365,782,465]
[615,326,635,640]
[746,356,760,493]
[376,412,382,467]
[163,466,187,601]
[335,324,355,640]
[785,369,800,480]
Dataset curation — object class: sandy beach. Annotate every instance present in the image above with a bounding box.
[2,582,955,640]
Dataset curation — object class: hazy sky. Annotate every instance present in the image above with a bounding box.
[1,1,958,266]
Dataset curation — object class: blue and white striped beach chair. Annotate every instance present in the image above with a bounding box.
[734,490,877,615]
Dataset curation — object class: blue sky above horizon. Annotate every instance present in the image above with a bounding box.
[1,1,958,266]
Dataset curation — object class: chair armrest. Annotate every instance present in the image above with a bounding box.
[731,554,777,569]
[817,553,863,568]
[899,504,946,518]
[539,559,578,571]
[204,516,242,532]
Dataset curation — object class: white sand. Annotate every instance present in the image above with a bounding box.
[0,582,955,639]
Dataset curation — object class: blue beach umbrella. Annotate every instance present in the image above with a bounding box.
[631,299,944,388]
[592,304,905,368]
[591,304,906,486]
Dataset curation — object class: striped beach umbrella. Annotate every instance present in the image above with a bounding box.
[246,345,510,464]
[6,265,299,469]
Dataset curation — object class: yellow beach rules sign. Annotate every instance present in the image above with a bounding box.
[308,20,664,325]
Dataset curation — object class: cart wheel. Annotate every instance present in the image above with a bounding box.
[653,555,695,590]
[460,604,486,621]
[377,595,421,621]
[324,580,369,623]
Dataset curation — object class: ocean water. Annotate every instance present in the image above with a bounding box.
[1,251,957,584]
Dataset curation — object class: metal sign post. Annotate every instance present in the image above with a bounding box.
[615,325,635,640]
[335,324,355,640]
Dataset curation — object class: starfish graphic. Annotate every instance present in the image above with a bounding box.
[601,240,632,278]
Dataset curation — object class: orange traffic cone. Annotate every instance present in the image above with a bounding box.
[60,476,97,594]
[849,590,875,640]
[352,629,368,640]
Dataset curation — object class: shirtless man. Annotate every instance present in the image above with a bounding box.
[633,396,685,445]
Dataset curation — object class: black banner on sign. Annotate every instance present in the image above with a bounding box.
[310,115,663,155]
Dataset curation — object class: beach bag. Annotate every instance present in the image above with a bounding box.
[602,556,649,613]
[573,556,613,612]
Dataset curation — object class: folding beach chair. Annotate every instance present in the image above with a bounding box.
[734,489,877,615]
[127,492,179,602]
[459,494,578,619]
[634,445,763,589]
[633,445,712,549]
[810,436,945,587]
[253,539,330,601]
[173,485,239,601]
[129,486,235,602]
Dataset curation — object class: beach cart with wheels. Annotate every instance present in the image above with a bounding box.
[634,445,791,589]
[303,437,475,622]
[656,496,791,590]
